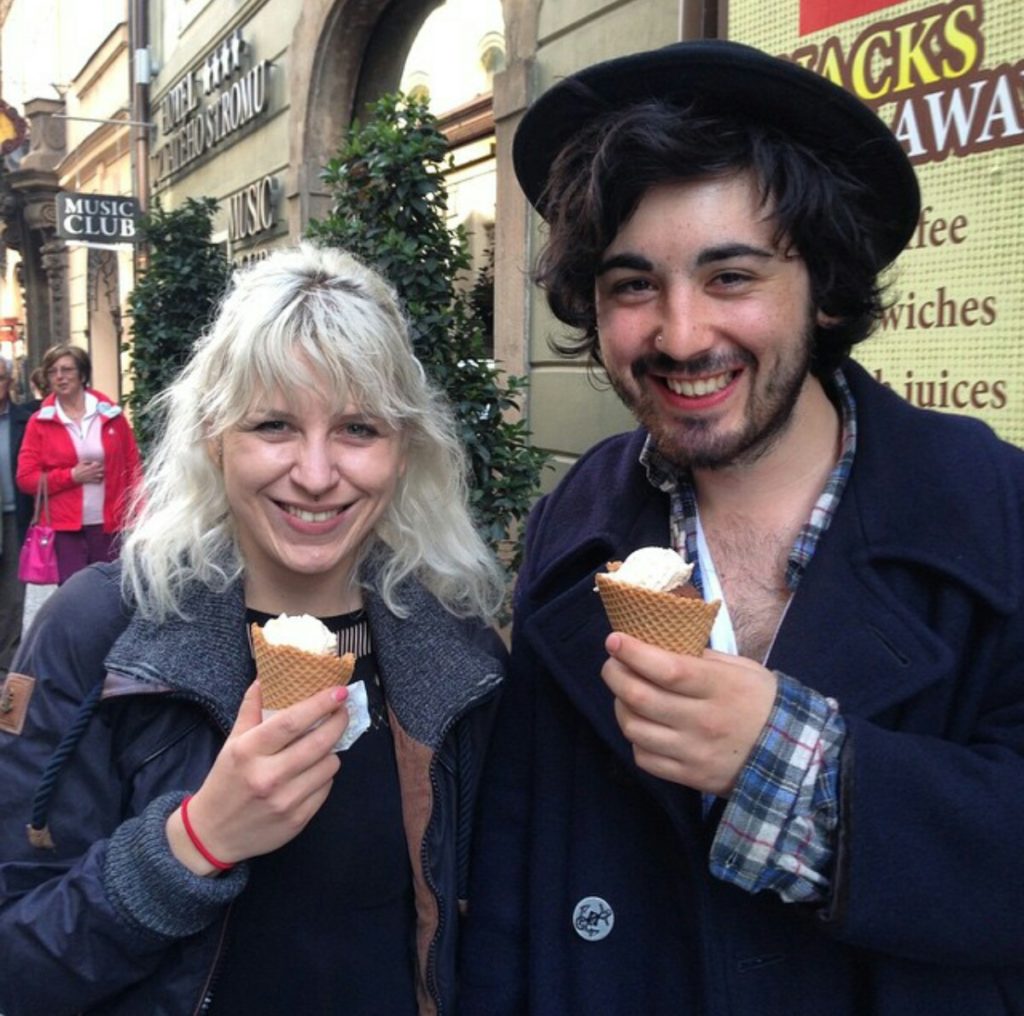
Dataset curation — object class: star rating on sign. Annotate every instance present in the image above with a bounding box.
[201,28,246,94]
[219,39,232,80]
[229,29,245,70]
[201,50,219,93]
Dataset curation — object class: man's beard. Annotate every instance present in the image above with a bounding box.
[607,323,815,471]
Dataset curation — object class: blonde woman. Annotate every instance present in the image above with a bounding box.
[0,245,507,1015]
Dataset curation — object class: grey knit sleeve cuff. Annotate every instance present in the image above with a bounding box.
[104,791,249,941]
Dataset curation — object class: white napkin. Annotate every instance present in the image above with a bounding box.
[261,679,371,752]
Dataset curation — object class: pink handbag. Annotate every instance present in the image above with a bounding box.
[18,474,59,585]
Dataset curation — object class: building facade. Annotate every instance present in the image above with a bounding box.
[138,0,708,486]
[0,0,136,400]
[146,0,504,275]
[2,0,1019,462]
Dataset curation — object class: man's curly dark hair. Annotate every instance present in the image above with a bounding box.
[534,101,892,379]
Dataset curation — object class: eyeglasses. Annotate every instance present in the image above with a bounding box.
[46,366,79,378]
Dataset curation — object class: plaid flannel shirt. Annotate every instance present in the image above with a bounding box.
[640,369,856,903]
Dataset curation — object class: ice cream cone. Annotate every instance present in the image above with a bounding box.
[595,572,720,656]
[251,624,356,709]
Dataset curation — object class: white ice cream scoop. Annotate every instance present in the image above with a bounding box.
[603,547,693,592]
[260,613,337,655]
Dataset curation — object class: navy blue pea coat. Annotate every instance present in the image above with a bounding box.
[461,361,1024,1016]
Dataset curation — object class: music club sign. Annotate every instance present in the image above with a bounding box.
[55,192,141,245]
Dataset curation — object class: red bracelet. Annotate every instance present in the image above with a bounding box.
[179,794,234,872]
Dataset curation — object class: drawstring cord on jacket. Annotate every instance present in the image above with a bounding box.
[27,681,104,849]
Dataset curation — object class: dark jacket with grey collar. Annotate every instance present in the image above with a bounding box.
[0,554,505,1016]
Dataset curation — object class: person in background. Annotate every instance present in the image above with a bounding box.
[0,355,39,677]
[28,363,48,400]
[461,40,1024,1015]
[16,343,142,583]
[0,245,507,1015]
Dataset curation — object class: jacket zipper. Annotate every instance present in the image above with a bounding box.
[185,704,233,1016]
[193,904,233,1015]
[131,689,235,1016]
[418,679,502,1015]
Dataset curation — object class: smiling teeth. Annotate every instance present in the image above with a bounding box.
[666,372,733,397]
[286,506,340,523]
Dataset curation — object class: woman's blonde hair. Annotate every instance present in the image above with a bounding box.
[121,244,505,621]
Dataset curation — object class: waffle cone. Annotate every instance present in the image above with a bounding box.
[595,573,720,656]
[251,624,356,710]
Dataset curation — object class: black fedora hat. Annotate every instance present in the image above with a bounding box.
[513,39,920,268]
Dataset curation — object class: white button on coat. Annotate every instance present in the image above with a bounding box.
[572,896,614,941]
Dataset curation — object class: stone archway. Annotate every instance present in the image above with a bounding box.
[287,0,537,377]
[286,0,444,236]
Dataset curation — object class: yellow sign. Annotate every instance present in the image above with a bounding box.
[730,0,1023,446]
[0,98,28,156]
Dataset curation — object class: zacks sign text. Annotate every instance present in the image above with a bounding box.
[786,0,1022,165]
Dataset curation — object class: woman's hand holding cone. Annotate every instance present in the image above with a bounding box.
[166,680,349,874]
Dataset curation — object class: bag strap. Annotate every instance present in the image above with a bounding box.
[32,473,51,526]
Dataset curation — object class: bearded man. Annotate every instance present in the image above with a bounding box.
[461,40,1024,1016]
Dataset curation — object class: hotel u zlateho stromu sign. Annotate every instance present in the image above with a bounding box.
[55,193,141,245]
[152,26,271,187]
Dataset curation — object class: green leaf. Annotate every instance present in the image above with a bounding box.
[124,197,230,456]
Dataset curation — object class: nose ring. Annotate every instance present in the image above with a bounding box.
[655,334,664,346]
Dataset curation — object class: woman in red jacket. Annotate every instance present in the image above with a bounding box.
[16,344,141,583]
